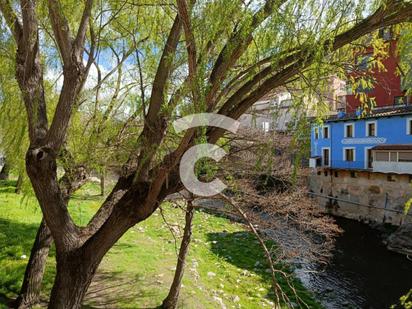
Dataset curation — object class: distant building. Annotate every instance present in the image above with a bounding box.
[310,106,412,173]
[239,91,294,133]
[346,28,411,112]
[239,76,345,133]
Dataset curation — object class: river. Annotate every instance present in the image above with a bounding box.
[295,217,412,309]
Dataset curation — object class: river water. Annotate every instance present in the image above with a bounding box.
[295,217,412,309]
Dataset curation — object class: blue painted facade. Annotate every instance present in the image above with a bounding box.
[311,112,412,170]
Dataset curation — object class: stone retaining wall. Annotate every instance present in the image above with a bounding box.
[308,169,412,226]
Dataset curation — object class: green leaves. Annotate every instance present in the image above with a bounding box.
[405,197,412,215]
[398,24,412,94]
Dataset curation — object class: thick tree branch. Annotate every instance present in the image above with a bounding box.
[146,14,182,123]
[73,0,94,62]
[11,0,49,144]
[47,0,73,65]
[21,0,40,78]
[214,47,302,106]
[177,0,198,102]
[131,13,182,180]
[206,0,283,107]
[45,0,95,151]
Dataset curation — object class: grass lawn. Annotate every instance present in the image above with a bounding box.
[0,180,321,308]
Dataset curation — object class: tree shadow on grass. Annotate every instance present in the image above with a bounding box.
[0,180,17,194]
[0,180,17,187]
[83,270,165,309]
[207,231,320,307]
[70,194,103,202]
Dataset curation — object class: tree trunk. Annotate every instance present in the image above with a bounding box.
[162,200,194,309]
[0,160,10,180]
[100,173,105,196]
[13,219,52,309]
[15,174,23,194]
[14,165,89,308]
[48,253,97,309]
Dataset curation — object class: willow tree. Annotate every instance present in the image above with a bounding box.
[1,0,412,308]
[0,36,26,183]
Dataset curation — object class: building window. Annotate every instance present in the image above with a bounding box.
[336,96,346,112]
[407,118,412,135]
[375,151,389,161]
[344,123,354,138]
[344,148,355,162]
[323,126,330,139]
[375,151,412,162]
[350,171,357,178]
[322,148,330,167]
[334,171,339,178]
[366,121,377,137]
[314,127,319,139]
[390,152,398,162]
[394,96,407,106]
[262,121,270,132]
[399,152,412,162]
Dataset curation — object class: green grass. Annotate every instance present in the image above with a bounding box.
[0,180,321,308]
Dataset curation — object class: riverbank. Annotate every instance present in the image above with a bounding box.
[0,180,319,308]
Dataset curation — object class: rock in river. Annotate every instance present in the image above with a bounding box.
[386,223,412,255]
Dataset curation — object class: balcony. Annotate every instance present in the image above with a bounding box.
[372,145,412,175]
[372,161,412,174]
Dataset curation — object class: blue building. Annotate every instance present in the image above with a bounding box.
[310,106,412,174]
